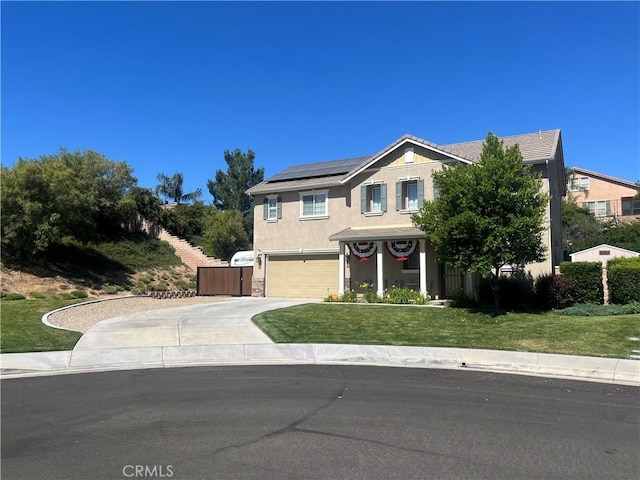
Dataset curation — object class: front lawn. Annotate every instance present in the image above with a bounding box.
[252,304,640,359]
[0,299,84,353]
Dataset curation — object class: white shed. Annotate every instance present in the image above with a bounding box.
[569,244,639,264]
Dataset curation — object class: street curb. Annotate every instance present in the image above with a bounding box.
[2,345,638,386]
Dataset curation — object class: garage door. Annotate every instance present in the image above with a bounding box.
[267,254,339,298]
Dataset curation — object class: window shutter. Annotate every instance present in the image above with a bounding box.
[360,186,367,213]
[381,183,387,212]
[417,179,424,206]
[277,197,282,219]
[263,198,268,220]
[396,182,402,210]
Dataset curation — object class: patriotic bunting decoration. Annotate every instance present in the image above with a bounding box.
[386,240,417,261]
[348,242,377,262]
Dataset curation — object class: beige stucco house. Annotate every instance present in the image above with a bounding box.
[566,167,639,222]
[247,130,566,299]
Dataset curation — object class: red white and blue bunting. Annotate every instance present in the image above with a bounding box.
[386,240,417,261]
[348,242,377,262]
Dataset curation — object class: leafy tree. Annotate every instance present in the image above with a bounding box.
[158,202,211,241]
[412,132,548,313]
[1,149,136,260]
[207,149,264,214]
[562,201,606,253]
[568,220,640,254]
[155,172,202,204]
[118,186,164,230]
[203,210,250,260]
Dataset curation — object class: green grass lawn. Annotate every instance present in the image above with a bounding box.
[252,304,640,359]
[0,299,85,353]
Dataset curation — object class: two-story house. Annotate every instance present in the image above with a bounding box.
[566,167,639,222]
[247,130,566,299]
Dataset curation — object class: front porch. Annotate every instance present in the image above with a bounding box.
[330,226,473,300]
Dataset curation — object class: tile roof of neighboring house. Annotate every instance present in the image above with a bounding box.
[568,167,637,189]
[247,130,562,195]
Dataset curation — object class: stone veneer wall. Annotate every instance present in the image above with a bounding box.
[252,278,265,297]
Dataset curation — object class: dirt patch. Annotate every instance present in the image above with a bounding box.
[0,264,196,299]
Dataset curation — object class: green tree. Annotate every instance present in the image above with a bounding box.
[118,186,164,231]
[562,201,605,254]
[203,210,250,261]
[412,132,548,313]
[158,202,211,241]
[1,149,137,260]
[207,149,264,214]
[155,172,202,204]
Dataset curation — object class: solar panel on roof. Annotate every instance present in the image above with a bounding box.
[266,156,370,182]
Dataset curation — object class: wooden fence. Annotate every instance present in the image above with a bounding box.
[196,266,253,296]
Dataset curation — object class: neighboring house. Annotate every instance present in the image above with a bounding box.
[566,167,639,222]
[247,130,566,299]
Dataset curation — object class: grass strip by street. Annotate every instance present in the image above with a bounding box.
[252,304,640,359]
[0,299,85,353]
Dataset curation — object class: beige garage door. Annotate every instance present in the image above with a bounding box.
[267,254,339,298]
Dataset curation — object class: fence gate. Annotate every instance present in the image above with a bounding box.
[197,266,253,296]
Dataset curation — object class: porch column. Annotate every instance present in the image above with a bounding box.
[338,242,345,295]
[376,241,384,297]
[419,239,427,297]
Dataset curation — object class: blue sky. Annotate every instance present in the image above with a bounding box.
[2,1,639,202]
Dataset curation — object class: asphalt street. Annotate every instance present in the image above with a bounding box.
[2,365,638,480]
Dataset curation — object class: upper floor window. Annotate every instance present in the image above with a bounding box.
[583,200,610,217]
[569,177,589,191]
[396,178,424,211]
[622,197,640,216]
[300,190,328,218]
[263,196,281,221]
[361,183,387,214]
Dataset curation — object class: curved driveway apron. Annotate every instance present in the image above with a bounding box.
[73,298,316,350]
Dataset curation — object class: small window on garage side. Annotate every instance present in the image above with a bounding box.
[263,196,282,221]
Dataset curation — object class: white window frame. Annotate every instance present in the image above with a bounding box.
[396,177,424,213]
[267,195,278,221]
[361,181,387,215]
[569,177,590,191]
[299,190,328,219]
[583,200,610,217]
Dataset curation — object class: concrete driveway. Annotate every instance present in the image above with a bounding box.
[73,297,318,351]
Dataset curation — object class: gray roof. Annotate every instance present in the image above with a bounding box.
[247,130,562,196]
[329,226,426,242]
[442,130,561,163]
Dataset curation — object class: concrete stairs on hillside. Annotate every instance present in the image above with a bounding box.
[157,229,228,272]
[139,218,227,271]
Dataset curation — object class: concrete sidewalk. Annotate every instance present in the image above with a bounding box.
[1,297,638,385]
